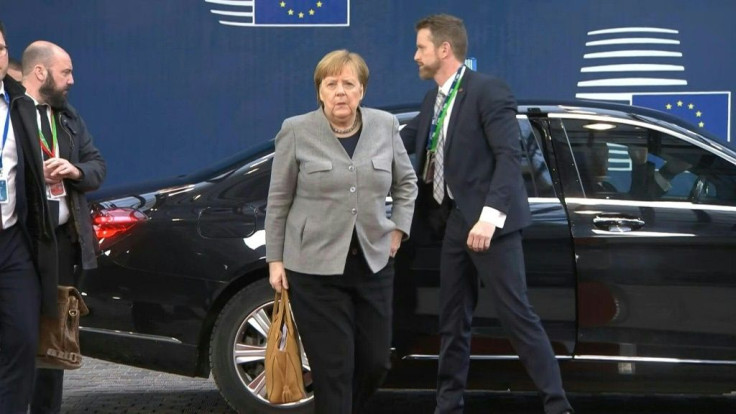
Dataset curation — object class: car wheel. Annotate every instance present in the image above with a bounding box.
[210,279,314,413]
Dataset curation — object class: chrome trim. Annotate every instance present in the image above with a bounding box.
[80,326,182,344]
[403,354,572,361]
[402,353,736,365]
[566,197,736,212]
[574,355,736,366]
[528,197,562,204]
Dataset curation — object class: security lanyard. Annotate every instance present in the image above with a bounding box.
[38,107,58,158]
[0,92,10,171]
[426,66,464,152]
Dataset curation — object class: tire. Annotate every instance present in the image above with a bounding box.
[210,279,314,413]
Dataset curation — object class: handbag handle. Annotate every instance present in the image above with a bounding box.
[271,289,291,326]
[271,289,296,353]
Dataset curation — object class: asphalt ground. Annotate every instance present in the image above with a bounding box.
[62,358,736,413]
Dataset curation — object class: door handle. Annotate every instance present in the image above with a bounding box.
[592,215,645,232]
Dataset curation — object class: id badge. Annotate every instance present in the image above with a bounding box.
[46,181,67,200]
[422,150,435,183]
[0,177,7,204]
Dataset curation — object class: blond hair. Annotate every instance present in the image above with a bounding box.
[313,49,369,107]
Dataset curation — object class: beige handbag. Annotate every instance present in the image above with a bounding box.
[36,286,89,370]
[265,289,306,404]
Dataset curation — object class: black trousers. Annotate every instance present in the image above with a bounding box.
[0,225,41,414]
[31,223,78,414]
[435,208,572,414]
[287,251,394,414]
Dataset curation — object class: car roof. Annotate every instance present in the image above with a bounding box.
[388,99,734,152]
[93,100,734,201]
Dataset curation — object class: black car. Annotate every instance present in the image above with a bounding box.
[81,101,736,413]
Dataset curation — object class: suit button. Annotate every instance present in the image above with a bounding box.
[349,186,356,193]
[348,165,354,171]
[351,208,357,215]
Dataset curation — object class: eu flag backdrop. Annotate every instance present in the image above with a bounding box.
[632,92,731,143]
[255,0,349,26]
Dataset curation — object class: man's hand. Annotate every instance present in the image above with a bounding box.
[43,157,81,184]
[467,220,496,252]
[389,229,404,257]
[269,261,289,293]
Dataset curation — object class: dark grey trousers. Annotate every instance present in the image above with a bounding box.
[288,251,394,414]
[435,208,572,414]
[0,225,41,414]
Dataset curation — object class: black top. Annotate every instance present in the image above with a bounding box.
[337,127,362,158]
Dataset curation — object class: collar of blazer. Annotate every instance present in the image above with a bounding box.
[10,93,46,181]
[444,71,469,153]
[309,106,378,160]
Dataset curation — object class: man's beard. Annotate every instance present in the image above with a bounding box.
[39,74,69,109]
[418,60,439,80]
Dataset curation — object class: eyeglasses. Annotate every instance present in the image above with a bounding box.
[0,45,7,57]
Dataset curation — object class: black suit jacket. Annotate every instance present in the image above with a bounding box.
[5,75,60,316]
[401,69,531,236]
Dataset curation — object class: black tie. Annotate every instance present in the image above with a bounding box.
[37,105,54,160]
[37,104,60,227]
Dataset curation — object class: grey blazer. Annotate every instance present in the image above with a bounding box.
[265,107,417,275]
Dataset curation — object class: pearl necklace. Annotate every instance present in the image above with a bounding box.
[330,112,361,135]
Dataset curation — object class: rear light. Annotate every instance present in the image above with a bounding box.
[92,208,149,241]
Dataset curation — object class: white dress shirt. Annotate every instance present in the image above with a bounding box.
[0,81,19,229]
[30,95,70,226]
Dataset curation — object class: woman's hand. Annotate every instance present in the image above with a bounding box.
[268,261,289,292]
[389,230,404,258]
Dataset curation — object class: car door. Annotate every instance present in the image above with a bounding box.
[393,115,577,360]
[548,113,736,364]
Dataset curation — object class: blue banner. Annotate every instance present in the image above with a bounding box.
[632,92,731,142]
[255,0,348,26]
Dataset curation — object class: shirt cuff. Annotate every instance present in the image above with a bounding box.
[653,171,672,192]
[479,206,507,229]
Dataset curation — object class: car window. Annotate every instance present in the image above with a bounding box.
[213,155,273,203]
[519,118,555,197]
[558,118,736,205]
[396,114,555,199]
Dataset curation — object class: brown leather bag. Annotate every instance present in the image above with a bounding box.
[36,286,89,370]
[265,289,306,404]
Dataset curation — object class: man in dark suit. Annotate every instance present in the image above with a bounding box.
[21,40,106,414]
[0,22,58,414]
[401,14,573,414]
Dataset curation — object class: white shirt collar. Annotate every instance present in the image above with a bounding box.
[439,65,466,96]
[26,92,42,106]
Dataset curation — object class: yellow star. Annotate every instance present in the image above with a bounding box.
[299,11,304,18]
[665,103,672,110]
[309,9,315,15]
[677,100,683,107]
[317,1,323,7]
[280,1,285,7]
[288,9,294,15]
[699,121,705,127]
[688,103,694,109]
[696,111,702,117]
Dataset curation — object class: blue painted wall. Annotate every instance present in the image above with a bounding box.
[3,0,733,188]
